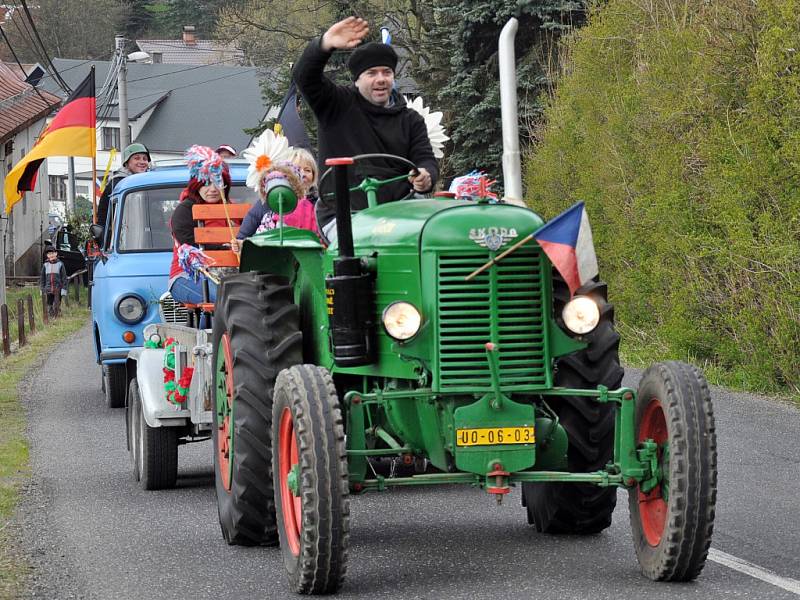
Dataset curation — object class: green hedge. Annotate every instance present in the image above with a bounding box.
[526,0,799,394]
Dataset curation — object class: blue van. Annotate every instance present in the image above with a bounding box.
[91,163,257,407]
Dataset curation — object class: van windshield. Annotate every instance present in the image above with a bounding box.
[117,185,258,252]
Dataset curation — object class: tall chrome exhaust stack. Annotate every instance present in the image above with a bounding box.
[499,18,526,207]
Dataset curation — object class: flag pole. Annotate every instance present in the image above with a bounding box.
[92,155,97,223]
[465,233,534,281]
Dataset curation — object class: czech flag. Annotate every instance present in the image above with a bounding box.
[533,201,598,296]
[4,67,96,214]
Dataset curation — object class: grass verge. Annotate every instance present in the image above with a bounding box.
[618,322,800,405]
[0,295,89,599]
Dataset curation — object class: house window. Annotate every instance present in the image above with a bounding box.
[152,51,162,64]
[4,140,12,176]
[76,184,89,197]
[102,127,120,151]
[101,126,133,150]
[49,175,66,200]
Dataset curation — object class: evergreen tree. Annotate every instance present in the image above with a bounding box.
[421,0,586,189]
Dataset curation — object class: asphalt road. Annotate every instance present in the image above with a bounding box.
[14,324,800,599]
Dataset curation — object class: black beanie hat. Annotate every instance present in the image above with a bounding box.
[347,42,398,80]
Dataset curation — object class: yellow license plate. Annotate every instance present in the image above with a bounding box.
[456,426,535,447]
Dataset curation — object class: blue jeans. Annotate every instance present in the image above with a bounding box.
[170,275,217,304]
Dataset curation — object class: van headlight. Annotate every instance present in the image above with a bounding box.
[116,295,147,324]
[562,296,599,334]
[382,302,422,340]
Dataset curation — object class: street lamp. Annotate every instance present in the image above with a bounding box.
[115,40,151,150]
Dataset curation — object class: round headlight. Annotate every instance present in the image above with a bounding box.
[382,302,422,341]
[116,295,146,324]
[562,296,600,335]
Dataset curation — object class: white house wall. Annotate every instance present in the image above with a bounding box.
[2,116,50,276]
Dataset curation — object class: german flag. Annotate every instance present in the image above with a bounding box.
[4,67,96,214]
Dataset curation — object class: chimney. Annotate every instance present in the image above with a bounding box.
[182,25,196,46]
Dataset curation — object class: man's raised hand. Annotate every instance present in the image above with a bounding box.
[321,17,369,52]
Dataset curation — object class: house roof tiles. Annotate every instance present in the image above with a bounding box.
[0,62,60,142]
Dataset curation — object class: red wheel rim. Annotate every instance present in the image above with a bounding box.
[638,398,668,546]
[217,333,234,492]
[279,407,302,556]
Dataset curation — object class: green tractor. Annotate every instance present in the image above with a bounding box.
[210,19,716,595]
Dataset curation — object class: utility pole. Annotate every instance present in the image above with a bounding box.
[0,216,7,307]
[66,157,76,216]
[116,35,130,150]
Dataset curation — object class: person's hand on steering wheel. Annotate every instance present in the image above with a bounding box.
[409,167,432,193]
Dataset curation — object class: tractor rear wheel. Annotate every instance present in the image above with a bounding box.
[211,272,302,546]
[273,365,349,595]
[629,361,716,581]
[522,279,623,534]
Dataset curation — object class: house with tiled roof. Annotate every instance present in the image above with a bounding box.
[38,56,274,220]
[136,26,245,66]
[0,62,60,277]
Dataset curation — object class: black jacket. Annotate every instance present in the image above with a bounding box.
[170,197,198,246]
[294,39,438,228]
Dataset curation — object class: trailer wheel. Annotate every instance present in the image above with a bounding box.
[126,379,140,481]
[522,278,623,534]
[212,272,302,546]
[273,365,349,595]
[131,378,178,490]
[104,363,126,408]
[629,361,716,581]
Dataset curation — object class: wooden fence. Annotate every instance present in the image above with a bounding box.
[1,269,87,357]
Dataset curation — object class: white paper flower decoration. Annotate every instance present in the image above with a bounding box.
[242,129,294,192]
[404,96,449,159]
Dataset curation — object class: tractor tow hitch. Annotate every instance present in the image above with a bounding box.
[486,462,510,504]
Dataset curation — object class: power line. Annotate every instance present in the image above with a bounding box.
[18,0,71,93]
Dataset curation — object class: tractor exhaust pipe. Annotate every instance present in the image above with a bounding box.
[325,158,375,367]
[499,18,526,207]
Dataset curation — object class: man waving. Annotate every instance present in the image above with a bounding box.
[294,17,438,239]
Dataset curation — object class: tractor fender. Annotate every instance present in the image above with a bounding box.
[131,346,189,428]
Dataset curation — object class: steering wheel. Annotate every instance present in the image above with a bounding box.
[317,153,420,203]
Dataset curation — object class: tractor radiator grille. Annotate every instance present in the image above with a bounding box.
[436,249,547,391]
[159,292,189,325]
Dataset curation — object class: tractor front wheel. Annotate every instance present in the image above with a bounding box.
[629,361,717,581]
[273,365,349,595]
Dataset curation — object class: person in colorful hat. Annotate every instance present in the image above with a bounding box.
[168,146,235,305]
[230,140,319,254]
[96,142,151,230]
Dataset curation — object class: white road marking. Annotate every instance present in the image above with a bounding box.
[709,548,800,596]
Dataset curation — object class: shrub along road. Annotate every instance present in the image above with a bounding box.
[14,324,800,599]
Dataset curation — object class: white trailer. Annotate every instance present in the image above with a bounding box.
[125,322,214,489]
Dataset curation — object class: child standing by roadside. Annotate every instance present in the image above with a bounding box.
[40,245,67,318]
